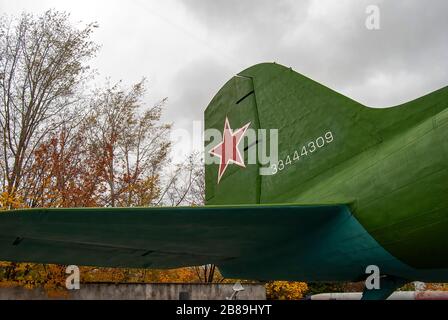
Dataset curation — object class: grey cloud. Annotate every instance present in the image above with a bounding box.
[183,0,311,59]
[181,0,448,107]
[183,0,308,33]
[2,0,446,159]
[164,57,234,127]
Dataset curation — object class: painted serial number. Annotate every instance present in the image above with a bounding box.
[271,131,334,174]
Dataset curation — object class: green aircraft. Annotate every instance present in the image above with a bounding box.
[1,62,447,300]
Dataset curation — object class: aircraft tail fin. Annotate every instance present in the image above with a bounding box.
[204,63,381,204]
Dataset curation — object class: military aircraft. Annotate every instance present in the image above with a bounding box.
[1,62,447,300]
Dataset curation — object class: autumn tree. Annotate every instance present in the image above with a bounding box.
[24,126,107,207]
[84,79,171,207]
[0,9,220,289]
[157,152,204,206]
[0,10,98,207]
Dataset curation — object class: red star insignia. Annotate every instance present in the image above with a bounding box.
[210,117,251,183]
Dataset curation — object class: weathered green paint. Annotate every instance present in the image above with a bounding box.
[1,62,447,289]
[205,63,448,278]
[0,205,370,277]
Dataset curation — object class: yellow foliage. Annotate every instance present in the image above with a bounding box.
[0,191,25,210]
[424,283,448,291]
[79,266,201,284]
[266,281,308,300]
[0,261,68,294]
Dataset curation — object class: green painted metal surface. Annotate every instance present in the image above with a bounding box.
[1,62,448,287]
[205,63,448,279]
[0,205,358,276]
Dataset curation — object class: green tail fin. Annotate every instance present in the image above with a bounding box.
[204,63,379,205]
[204,62,448,205]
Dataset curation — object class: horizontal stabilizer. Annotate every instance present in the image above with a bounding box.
[0,205,345,272]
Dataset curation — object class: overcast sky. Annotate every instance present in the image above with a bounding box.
[1,0,447,161]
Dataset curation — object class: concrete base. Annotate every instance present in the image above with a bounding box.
[0,283,266,300]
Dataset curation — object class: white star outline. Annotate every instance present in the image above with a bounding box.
[209,117,251,183]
